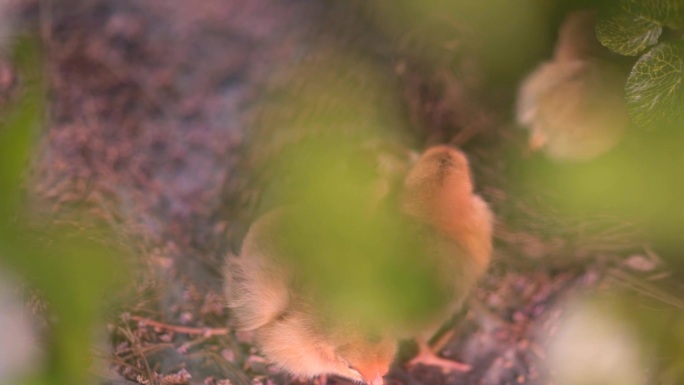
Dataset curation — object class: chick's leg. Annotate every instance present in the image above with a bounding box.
[312,374,328,385]
[408,331,471,373]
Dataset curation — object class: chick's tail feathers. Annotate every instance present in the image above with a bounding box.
[224,255,292,331]
[224,212,292,331]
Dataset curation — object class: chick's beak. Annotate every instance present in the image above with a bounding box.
[367,374,384,385]
[528,130,548,152]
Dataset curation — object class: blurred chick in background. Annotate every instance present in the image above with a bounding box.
[516,9,629,162]
[224,145,493,383]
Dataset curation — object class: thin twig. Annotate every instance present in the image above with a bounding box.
[130,315,230,337]
[117,323,156,384]
[608,268,684,311]
[115,341,175,363]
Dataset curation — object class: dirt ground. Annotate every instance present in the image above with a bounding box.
[11,0,673,384]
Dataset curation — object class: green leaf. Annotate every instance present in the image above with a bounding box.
[596,0,684,56]
[597,2,662,56]
[0,37,44,214]
[641,0,684,28]
[625,40,684,128]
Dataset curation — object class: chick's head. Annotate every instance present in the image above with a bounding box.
[523,60,628,162]
[334,334,397,385]
[402,145,473,224]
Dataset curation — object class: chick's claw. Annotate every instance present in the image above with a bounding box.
[408,342,471,374]
[312,374,328,385]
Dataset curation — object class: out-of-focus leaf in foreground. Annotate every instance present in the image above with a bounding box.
[250,46,450,335]
[510,126,684,267]
[1,224,129,385]
[0,38,42,213]
[358,0,547,78]
[0,38,129,385]
[625,40,684,128]
[257,86,451,332]
[273,139,450,334]
[251,47,412,211]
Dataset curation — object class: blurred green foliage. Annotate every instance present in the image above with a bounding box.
[358,0,549,80]
[250,45,452,335]
[0,38,129,385]
[0,38,42,213]
[511,127,684,265]
[272,138,450,334]
[597,0,684,129]
[252,47,412,211]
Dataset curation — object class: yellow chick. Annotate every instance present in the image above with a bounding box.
[516,9,629,162]
[224,145,493,381]
[401,146,493,371]
[225,208,396,385]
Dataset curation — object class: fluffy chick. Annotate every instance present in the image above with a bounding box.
[402,146,493,281]
[225,208,396,385]
[516,9,629,162]
[401,146,493,371]
[225,145,493,381]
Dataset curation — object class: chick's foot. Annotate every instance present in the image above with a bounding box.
[407,342,471,373]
